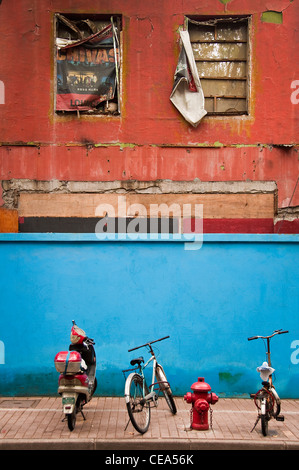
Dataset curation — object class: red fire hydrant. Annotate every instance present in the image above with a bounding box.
[184,377,218,430]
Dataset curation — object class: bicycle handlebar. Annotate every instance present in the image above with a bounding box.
[128,336,170,352]
[248,329,289,341]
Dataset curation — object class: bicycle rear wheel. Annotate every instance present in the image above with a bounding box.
[125,373,150,434]
[156,364,177,414]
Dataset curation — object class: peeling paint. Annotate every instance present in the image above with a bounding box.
[213,141,224,148]
[261,11,283,24]
[94,142,138,149]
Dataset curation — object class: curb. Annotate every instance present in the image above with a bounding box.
[1,438,299,451]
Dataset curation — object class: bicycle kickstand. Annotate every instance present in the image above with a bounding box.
[124,417,131,431]
[250,414,260,433]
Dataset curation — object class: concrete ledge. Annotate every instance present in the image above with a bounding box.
[2,178,278,197]
[0,233,298,243]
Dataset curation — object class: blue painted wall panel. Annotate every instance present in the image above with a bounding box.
[0,235,298,398]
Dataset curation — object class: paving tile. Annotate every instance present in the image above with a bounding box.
[0,396,298,449]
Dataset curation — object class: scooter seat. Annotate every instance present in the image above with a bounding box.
[130,356,144,366]
[69,343,95,367]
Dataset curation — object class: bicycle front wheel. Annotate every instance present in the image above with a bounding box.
[156,364,177,414]
[125,373,150,434]
[261,399,269,436]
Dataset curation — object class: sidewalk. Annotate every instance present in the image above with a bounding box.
[0,396,299,450]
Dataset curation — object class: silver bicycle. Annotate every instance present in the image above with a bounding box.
[248,329,288,436]
[123,336,177,434]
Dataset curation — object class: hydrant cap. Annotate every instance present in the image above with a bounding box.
[191,377,211,392]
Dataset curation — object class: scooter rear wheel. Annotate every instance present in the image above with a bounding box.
[67,409,76,431]
[66,396,84,431]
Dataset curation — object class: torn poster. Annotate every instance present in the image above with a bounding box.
[56,24,118,111]
[170,30,207,127]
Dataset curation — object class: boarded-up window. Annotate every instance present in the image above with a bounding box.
[55,14,121,115]
[187,16,250,115]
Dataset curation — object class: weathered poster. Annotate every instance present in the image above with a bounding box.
[170,30,206,127]
[56,24,118,111]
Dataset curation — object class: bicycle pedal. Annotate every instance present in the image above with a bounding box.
[276,415,284,421]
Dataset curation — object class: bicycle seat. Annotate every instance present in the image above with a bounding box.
[130,356,144,366]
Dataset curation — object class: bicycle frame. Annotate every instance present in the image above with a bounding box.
[137,353,159,404]
[128,337,170,404]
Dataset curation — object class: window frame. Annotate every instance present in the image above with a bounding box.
[54,13,122,117]
[185,15,252,117]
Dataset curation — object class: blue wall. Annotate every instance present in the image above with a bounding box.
[0,233,298,398]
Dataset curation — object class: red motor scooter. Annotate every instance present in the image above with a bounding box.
[54,320,97,431]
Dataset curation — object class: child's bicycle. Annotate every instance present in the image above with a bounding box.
[123,336,177,434]
[248,329,288,436]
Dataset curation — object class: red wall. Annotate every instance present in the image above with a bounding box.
[0,0,298,208]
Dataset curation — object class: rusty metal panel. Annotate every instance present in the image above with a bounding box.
[189,22,247,42]
[0,208,18,233]
[201,78,246,98]
[205,97,247,113]
[215,23,247,41]
[196,61,247,79]
[192,42,247,61]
